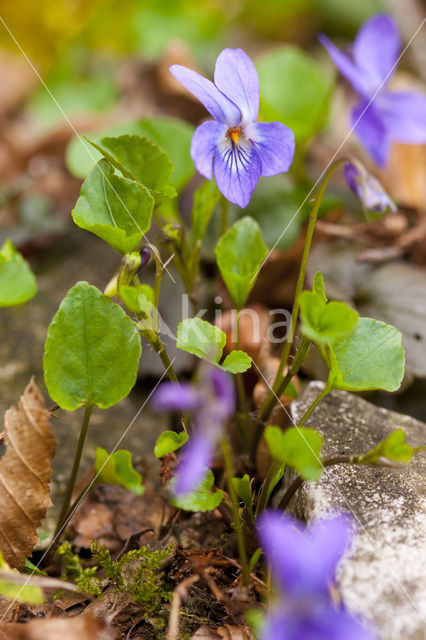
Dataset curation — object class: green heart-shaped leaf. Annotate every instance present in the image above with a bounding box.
[221,350,252,373]
[358,429,414,465]
[43,282,141,410]
[90,135,176,199]
[299,291,358,345]
[170,470,223,512]
[265,425,323,480]
[177,318,226,363]
[176,318,251,373]
[72,159,154,254]
[215,217,267,310]
[154,431,188,458]
[329,317,405,392]
[94,447,144,494]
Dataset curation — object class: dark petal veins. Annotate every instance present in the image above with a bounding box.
[246,121,295,176]
[213,140,261,208]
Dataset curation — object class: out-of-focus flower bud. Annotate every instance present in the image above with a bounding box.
[344,160,397,220]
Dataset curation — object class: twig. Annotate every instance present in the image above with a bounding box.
[167,575,200,640]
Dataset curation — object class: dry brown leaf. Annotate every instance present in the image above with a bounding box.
[191,625,254,640]
[0,611,114,640]
[0,379,56,568]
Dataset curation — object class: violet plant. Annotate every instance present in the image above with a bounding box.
[319,14,426,165]
[36,11,426,633]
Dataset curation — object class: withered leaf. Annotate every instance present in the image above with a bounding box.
[191,626,254,640]
[0,379,56,568]
[0,611,113,640]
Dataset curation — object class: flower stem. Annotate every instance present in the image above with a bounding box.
[221,437,250,587]
[295,379,333,429]
[263,158,348,414]
[255,460,283,516]
[54,404,93,541]
[251,338,311,463]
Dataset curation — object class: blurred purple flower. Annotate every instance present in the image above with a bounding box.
[320,14,426,166]
[344,160,397,216]
[169,49,295,208]
[256,511,375,640]
[152,365,235,495]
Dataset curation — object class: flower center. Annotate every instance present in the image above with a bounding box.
[228,127,240,144]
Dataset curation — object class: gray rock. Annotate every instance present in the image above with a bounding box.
[289,382,426,640]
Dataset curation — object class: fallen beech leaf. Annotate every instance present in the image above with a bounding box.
[0,611,113,640]
[0,379,56,568]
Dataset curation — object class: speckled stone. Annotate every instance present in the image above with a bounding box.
[289,382,426,640]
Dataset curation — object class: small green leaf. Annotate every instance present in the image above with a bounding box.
[170,470,223,512]
[299,291,358,345]
[232,474,253,513]
[265,425,323,480]
[266,464,285,504]
[312,271,327,304]
[94,447,144,494]
[215,217,268,310]
[43,282,141,410]
[154,431,188,458]
[177,318,226,364]
[176,318,251,373]
[329,317,405,392]
[0,240,37,307]
[358,429,415,465]
[23,559,47,576]
[221,350,252,374]
[248,548,262,572]
[90,135,176,199]
[0,553,43,604]
[120,284,155,317]
[72,158,154,255]
[192,180,220,249]
[258,46,332,143]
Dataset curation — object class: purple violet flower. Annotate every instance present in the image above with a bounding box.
[344,159,397,217]
[256,511,375,640]
[169,49,295,208]
[152,365,235,495]
[319,14,426,166]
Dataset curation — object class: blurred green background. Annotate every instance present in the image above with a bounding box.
[0,0,384,125]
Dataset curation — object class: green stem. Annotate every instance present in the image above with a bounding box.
[150,246,163,334]
[257,337,311,425]
[221,437,250,587]
[255,460,282,516]
[150,337,179,383]
[220,196,229,236]
[54,404,93,541]
[251,338,311,463]
[295,379,332,429]
[263,157,349,412]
